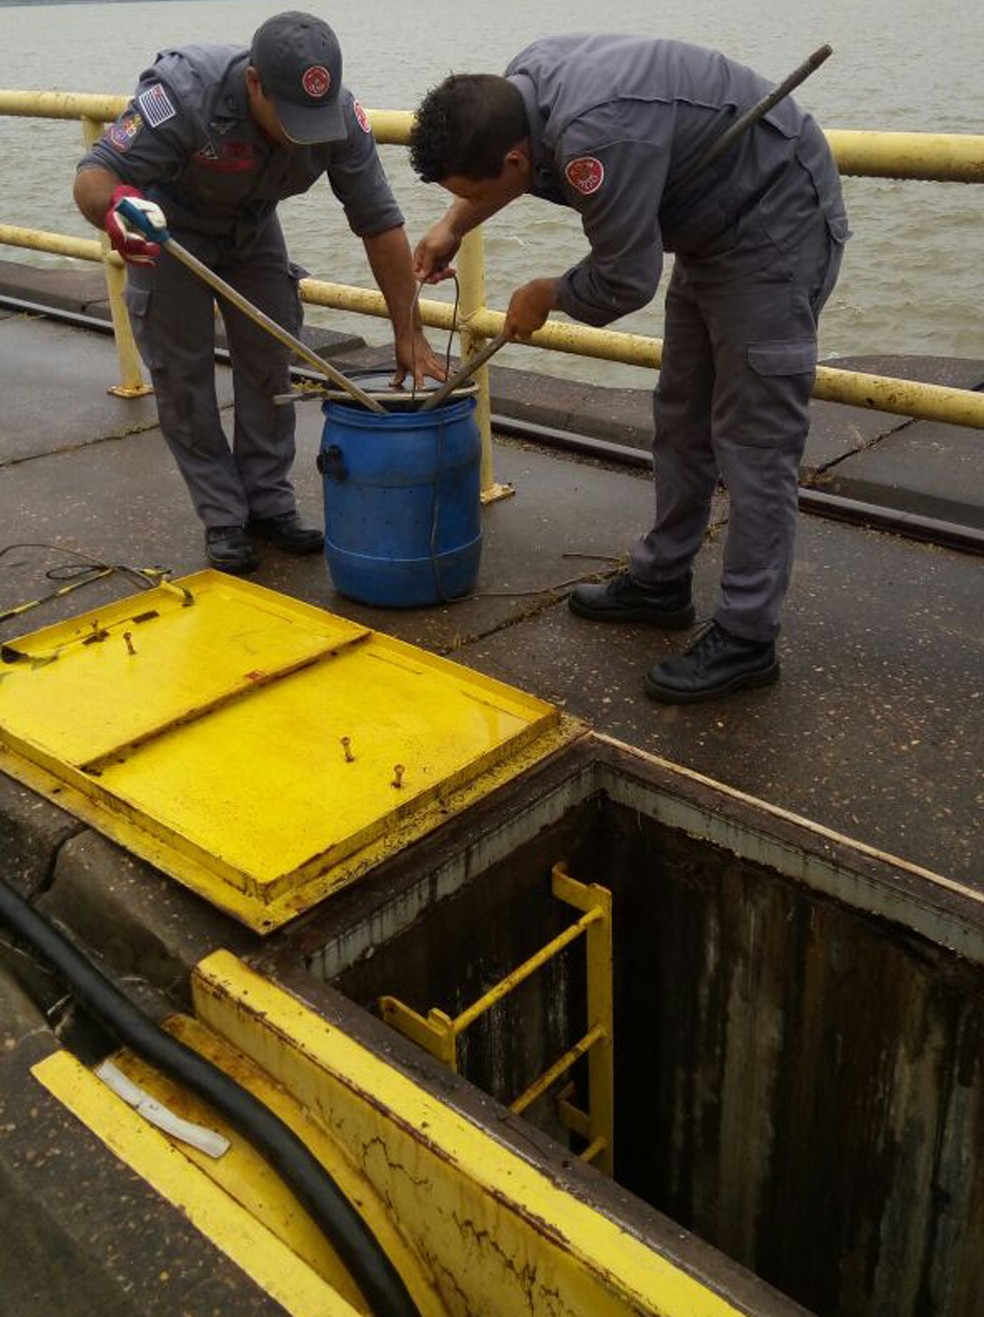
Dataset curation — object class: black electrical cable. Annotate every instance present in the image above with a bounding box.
[0,542,173,628]
[0,876,420,1317]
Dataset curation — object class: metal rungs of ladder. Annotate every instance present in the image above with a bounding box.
[380,860,614,1175]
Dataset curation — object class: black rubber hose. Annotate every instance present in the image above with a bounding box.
[0,876,420,1317]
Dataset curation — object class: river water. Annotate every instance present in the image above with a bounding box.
[1,0,982,386]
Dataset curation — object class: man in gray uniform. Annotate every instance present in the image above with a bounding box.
[75,10,444,574]
[410,34,849,703]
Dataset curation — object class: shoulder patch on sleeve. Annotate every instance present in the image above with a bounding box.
[564,156,605,196]
[353,100,372,134]
[107,110,144,153]
[137,83,177,129]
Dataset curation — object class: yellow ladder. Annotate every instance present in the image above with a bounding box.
[380,861,614,1175]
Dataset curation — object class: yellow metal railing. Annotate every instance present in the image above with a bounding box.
[3,87,984,482]
[380,862,615,1175]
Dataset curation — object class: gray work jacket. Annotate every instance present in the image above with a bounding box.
[79,43,404,252]
[505,34,850,326]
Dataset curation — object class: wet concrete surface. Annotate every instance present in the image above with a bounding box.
[0,314,164,462]
[0,974,289,1317]
[0,282,981,888]
[0,267,982,1316]
[818,412,984,527]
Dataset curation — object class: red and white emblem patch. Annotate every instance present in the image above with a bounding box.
[108,110,144,153]
[565,156,605,196]
[354,100,371,134]
[302,65,330,99]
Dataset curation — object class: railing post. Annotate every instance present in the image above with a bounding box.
[80,116,151,399]
[457,228,513,503]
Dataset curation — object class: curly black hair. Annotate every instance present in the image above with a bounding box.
[409,74,529,182]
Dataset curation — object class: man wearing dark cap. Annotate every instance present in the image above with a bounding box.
[74,11,444,574]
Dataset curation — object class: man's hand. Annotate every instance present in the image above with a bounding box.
[413,219,461,285]
[105,185,167,266]
[392,328,448,390]
[504,278,558,341]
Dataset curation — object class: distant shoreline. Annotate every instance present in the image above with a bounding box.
[0,1,190,8]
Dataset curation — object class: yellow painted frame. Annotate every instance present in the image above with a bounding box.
[32,1050,367,1316]
[33,951,768,1315]
[188,951,749,1317]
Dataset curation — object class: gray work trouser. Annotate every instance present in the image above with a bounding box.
[125,218,303,529]
[631,215,843,642]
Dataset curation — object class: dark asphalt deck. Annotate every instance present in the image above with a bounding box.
[1,283,980,888]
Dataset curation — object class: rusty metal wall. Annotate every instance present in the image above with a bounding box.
[607,807,984,1317]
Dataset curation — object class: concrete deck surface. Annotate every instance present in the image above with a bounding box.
[1,285,980,886]
[0,266,982,1316]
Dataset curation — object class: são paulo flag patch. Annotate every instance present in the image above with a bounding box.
[564,156,604,196]
[137,83,175,128]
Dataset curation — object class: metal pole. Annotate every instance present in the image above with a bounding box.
[161,238,387,414]
[418,331,509,413]
[113,197,386,414]
[81,117,151,398]
[665,44,833,200]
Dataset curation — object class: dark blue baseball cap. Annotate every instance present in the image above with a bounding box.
[250,11,346,144]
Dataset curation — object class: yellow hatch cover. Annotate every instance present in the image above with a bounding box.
[0,571,579,931]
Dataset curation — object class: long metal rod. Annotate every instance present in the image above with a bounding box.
[510,1024,606,1116]
[454,908,600,1033]
[418,330,510,412]
[112,196,386,413]
[421,43,833,412]
[160,237,387,413]
[6,289,982,557]
[665,43,833,199]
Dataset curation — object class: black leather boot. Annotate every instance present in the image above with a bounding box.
[247,511,324,555]
[569,569,694,628]
[645,621,779,703]
[205,525,259,575]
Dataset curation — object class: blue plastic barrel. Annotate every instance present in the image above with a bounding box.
[318,395,482,607]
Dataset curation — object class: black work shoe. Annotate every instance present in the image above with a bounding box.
[644,621,779,704]
[569,569,695,629]
[247,511,324,555]
[205,525,259,575]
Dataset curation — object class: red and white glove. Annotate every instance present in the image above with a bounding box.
[105,185,166,266]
